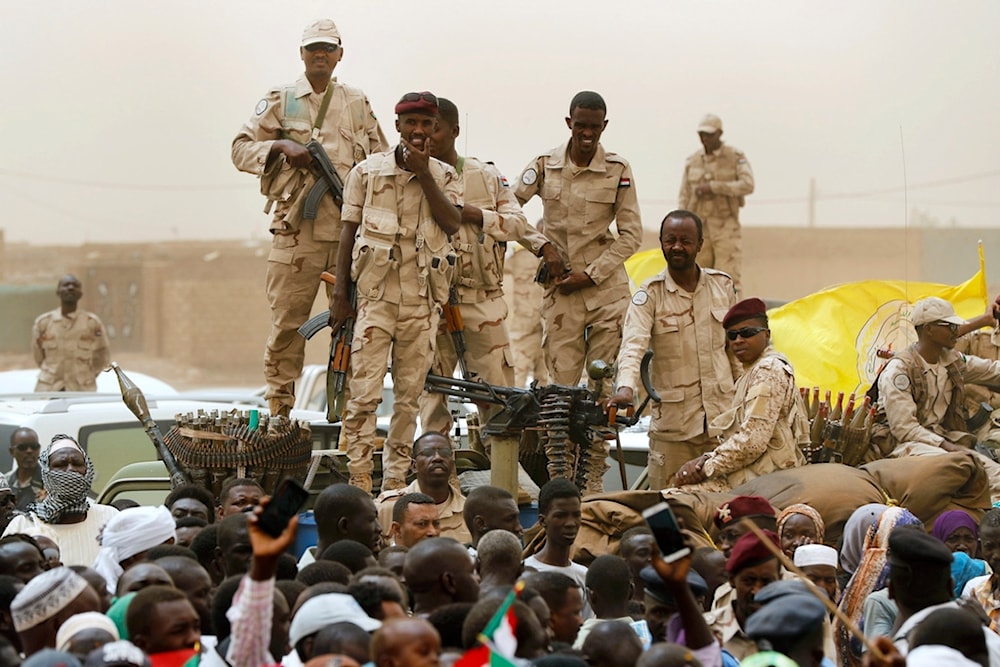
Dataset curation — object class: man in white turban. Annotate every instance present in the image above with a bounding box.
[92,505,176,595]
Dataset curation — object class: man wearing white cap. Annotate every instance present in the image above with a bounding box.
[876,296,1000,500]
[677,114,754,291]
[3,435,118,566]
[793,544,839,604]
[289,593,381,663]
[232,18,388,419]
[12,567,101,656]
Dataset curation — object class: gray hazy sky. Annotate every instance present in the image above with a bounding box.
[1,0,998,245]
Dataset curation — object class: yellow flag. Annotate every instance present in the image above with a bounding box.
[624,248,667,293]
[768,245,988,396]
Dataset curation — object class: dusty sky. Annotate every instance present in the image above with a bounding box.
[1,0,998,245]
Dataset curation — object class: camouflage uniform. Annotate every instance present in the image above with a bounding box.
[32,309,110,392]
[514,142,642,493]
[877,345,1000,501]
[419,157,527,453]
[677,144,753,291]
[503,245,547,387]
[680,347,808,493]
[616,267,737,490]
[232,74,387,415]
[340,150,462,492]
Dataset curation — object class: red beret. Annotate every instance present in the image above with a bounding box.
[722,298,767,329]
[726,529,780,574]
[395,91,438,116]
[715,495,775,529]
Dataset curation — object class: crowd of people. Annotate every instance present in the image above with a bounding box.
[16,11,1000,667]
[1,426,999,667]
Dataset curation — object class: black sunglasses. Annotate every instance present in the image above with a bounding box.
[399,91,438,105]
[727,326,768,341]
[931,321,959,333]
[304,43,339,53]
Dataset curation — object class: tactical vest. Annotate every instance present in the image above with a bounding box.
[351,152,454,306]
[887,346,969,440]
[450,159,505,300]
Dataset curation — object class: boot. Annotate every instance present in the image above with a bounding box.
[268,399,291,419]
[349,474,372,494]
[580,436,610,497]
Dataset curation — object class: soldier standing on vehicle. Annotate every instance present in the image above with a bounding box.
[677,114,754,292]
[606,211,737,490]
[504,242,547,387]
[32,275,110,393]
[514,91,642,495]
[417,97,527,465]
[232,18,387,418]
[330,91,462,494]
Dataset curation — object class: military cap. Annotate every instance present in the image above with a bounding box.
[753,578,811,605]
[726,530,780,574]
[723,298,768,329]
[639,566,707,605]
[715,496,775,529]
[301,19,341,47]
[911,297,964,327]
[745,592,826,640]
[697,114,723,134]
[887,528,953,570]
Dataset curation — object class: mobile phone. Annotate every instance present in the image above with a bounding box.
[642,502,691,563]
[257,478,309,538]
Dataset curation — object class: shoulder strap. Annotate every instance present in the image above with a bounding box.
[311,83,336,138]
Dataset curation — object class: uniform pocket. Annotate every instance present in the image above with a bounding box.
[363,209,400,236]
[268,233,298,265]
[585,186,617,223]
[353,242,395,300]
[426,253,456,305]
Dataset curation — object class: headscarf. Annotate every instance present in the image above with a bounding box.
[931,510,979,543]
[31,434,96,523]
[92,505,176,594]
[950,551,988,597]
[839,503,888,576]
[834,506,922,667]
[106,592,137,640]
[777,503,826,543]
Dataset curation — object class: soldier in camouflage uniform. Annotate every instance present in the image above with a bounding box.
[232,19,387,417]
[33,275,110,392]
[330,92,462,494]
[514,91,642,494]
[677,114,754,292]
[417,98,527,462]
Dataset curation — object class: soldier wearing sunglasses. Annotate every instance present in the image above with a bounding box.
[672,298,809,491]
[7,428,45,512]
[232,18,387,419]
[875,296,1000,501]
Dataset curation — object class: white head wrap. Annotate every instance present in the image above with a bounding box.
[906,645,980,667]
[793,544,839,569]
[12,566,89,632]
[92,505,176,594]
[56,611,120,651]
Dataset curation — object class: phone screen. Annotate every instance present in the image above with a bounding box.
[257,478,309,538]
[642,502,691,563]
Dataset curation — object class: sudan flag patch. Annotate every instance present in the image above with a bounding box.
[618,177,631,187]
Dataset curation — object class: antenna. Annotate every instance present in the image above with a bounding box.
[900,126,909,301]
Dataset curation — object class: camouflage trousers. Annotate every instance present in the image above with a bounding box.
[504,248,547,387]
[541,286,627,396]
[343,297,438,492]
[698,215,742,294]
[264,221,338,413]
[648,431,715,492]
[419,295,515,436]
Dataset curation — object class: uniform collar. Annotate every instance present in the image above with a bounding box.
[548,141,607,172]
[294,74,337,99]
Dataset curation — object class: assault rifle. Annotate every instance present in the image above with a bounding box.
[296,272,354,422]
[302,139,345,219]
[441,287,472,379]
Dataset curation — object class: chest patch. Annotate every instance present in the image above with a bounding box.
[521,168,537,186]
